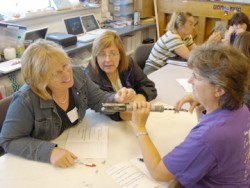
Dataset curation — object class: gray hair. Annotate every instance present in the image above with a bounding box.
[188,41,249,110]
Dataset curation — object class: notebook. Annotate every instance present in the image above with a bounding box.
[80,14,109,36]
[24,27,48,43]
[63,16,96,43]
[166,56,187,67]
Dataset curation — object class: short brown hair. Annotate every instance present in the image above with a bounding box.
[230,12,250,31]
[188,42,249,110]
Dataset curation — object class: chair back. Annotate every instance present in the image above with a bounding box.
[0,95,12,156]
[132,43,154,69]
[0,95,13,132]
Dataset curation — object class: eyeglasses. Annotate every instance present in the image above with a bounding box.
[51,62,71,82]
[97,51,120,60]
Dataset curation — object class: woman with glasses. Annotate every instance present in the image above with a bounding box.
[130,42,249,187]
[143,11,196,75]
[85,31,157,121]
[0,39,136,168]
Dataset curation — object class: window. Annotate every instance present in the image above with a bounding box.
[0,0,81,21]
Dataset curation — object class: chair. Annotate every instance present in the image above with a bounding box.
[132,43,154,69]
[0,95,13,156]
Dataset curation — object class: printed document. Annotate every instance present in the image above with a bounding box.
[107,158,177,188]
[65,126,108,158]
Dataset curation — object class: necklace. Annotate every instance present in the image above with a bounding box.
[52,93,68,104]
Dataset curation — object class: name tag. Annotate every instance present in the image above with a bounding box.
[67,107,78,123]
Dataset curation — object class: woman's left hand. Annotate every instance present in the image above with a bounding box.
[115,87,136,103]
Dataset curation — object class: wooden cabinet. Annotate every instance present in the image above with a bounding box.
[135,0,155,18]
[155,0,250,43]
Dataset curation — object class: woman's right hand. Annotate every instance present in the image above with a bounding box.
[174,94,199,113]
[223,26,235,44]
[227,26,235,35]
[50,147,77,168]
[131,101,151,133]
[115,87,136,103]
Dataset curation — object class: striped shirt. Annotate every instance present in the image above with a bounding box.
[145,31,194,71]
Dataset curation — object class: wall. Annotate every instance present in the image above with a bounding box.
[6,0,110,33]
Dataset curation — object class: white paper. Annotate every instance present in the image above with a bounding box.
[107,158,171,188]
[176,78,192,93]
[167,59,187,67]
[65,126,108,158]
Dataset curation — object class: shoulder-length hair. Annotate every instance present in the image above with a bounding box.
[188,42,249,110]
[90,31,129,73]
[21,39,70,100]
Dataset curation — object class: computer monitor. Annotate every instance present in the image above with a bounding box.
[80,14,100,32]
[63,16,84,35]
[24,27,48,42]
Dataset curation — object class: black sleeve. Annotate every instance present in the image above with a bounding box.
[131,60,157,101]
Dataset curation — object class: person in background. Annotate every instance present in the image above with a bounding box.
[233,31,250,109]
[233,31,250,58]
[223,12,250,45]
[143,11,196,75]
[85,31,157,121]
[130,42,250,187]
[0,39,136,168]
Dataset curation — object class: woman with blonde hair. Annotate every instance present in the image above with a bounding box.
[144,11,196,74]
[0,39,136,168]
[85,31,157,121]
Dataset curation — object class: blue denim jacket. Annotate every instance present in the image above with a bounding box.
[0,66,115,163]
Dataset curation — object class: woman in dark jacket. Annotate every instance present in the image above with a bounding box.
[85,31,157,121]
[224,12,250,45]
